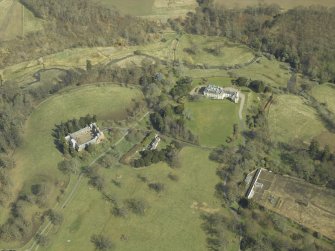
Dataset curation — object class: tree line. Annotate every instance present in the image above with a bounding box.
[0,0,161,68]
[133,141,182,168]
[173,0,335,83]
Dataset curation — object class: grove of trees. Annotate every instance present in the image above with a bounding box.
[0,0,161,68]
[174,0,335,83]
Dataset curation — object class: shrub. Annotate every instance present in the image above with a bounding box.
[125,198,148,216]
[91,234,114,251]
[111,206,128,218]
[148,183,165,193]
[35,234,49,247]
[168,173,179,181]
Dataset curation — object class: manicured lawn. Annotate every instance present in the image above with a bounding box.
[42,147,238,251]
[185,98,240,147]
[268,94,327,143]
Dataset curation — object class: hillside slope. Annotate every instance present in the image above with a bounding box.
[0,0,43,41]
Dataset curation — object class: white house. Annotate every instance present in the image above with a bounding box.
[148,134,161,150]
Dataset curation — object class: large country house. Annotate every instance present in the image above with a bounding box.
[203,84,240,103]
[65,123,105,151]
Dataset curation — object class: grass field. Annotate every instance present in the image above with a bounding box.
[268,94,327,143]
[41,147,239,251]
[250,169,335,239]
[215,0,335,9]
[0,85,143,243]
[309,83,335,150]
[310,83,335,114]
[177,34,255,67]
[95,0,197,19]
[232,57,291,88]
[185,97,240,147]
[95,0,155,16]
[0,0,43,41]
[14,84,142,185]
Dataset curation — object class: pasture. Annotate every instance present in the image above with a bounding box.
[177,34,255,67]
[268,94,327,143]
[232,56,291,88]
[215,0,335,9]
[41,147,239,251]
[95,0,197,19]
[0,85,143,245]
[310,83,335,114]
[185,97,240,147]
[0,0,43,41]
[95,0,155,16]
[250,169,335,239]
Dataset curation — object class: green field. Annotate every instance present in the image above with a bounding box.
[95,0,197,19]
[0,85,143,238]
[310,83,335,114]
[185,97,240,147]
[177,34,255,67]
[95,0,155,16]
[0,0,43,41]
[41,147,238,251]
[268,94,328,143]
[215,0,335,9]
[310,83,335,150]
[232,57,291,88]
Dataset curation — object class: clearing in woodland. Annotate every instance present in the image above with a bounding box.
[268,94,328,143]
[310,83,335,114]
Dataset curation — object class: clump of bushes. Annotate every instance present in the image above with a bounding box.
[148,183,165,193]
